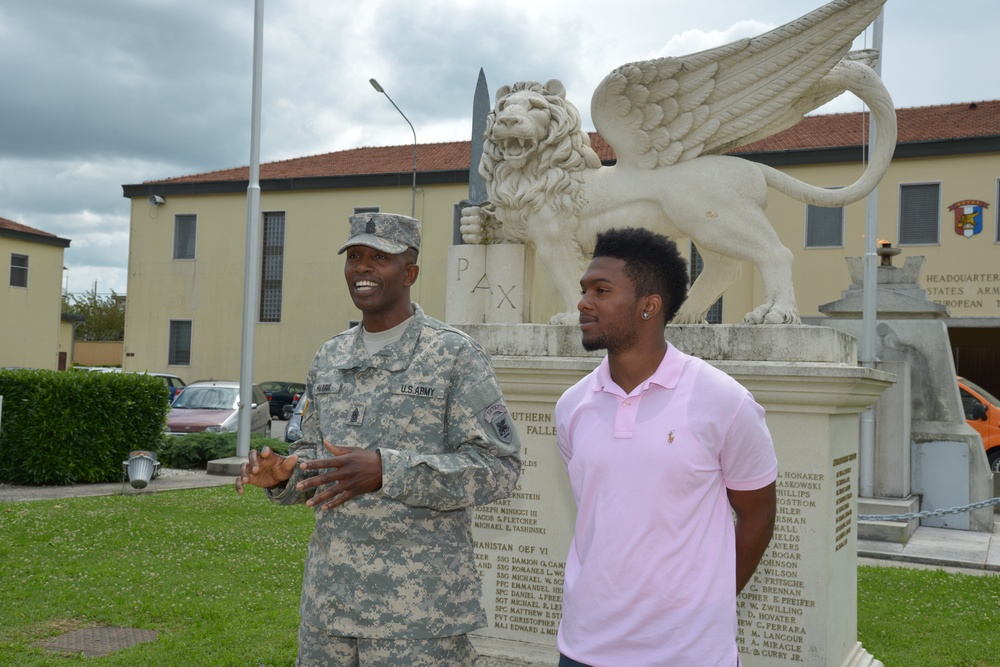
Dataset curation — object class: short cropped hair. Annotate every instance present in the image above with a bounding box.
[592,227,689,322]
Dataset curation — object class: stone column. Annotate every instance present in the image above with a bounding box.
[463,324,891,667]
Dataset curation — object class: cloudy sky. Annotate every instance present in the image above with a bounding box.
[2,0,996,297]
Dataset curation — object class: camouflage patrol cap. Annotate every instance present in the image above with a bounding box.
[337,212,421,255]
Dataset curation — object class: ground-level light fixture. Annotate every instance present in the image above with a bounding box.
[122,450,160,489]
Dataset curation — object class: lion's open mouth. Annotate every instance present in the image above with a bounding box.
[501,137,536,159]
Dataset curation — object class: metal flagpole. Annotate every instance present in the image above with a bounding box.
[858,8,885,497]
[237,0,265,458]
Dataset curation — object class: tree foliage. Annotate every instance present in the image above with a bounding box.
[63,286,126,341]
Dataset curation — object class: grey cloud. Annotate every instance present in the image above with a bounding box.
[0,0,251,168]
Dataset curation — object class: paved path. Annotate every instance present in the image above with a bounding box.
[0,467,234,502]
[859,519,1000,574]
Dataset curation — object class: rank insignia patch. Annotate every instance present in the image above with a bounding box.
[347,405,365,425]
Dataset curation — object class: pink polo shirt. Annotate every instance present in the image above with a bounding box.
[555,343,777,667]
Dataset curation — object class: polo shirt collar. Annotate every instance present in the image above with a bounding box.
[591,342,686,396]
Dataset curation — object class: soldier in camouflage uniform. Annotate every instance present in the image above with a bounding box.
[236,212,521,667]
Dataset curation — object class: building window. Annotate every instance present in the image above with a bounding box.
[805,189,844,247]
[689,243,723,324]
[353,206,380,215]
[9,253,28,287]
[168,320,192,365]
[259,211,285,323]
[173,214,197,259]
[898,183,940,245]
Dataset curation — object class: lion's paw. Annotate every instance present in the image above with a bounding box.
[742,304,800,325]
[671,311,709,325]
[549,311,579,326]
[672,302,711,324]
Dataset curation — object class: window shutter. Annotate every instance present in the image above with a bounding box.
[899,183,940,245]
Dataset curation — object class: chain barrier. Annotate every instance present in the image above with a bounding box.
[859,496,1000,522]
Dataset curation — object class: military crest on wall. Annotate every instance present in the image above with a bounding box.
[948,199,990,238]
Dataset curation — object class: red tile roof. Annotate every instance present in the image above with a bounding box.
[148,100,1000,185]
[735,100,1000,153]
[0,216,60,238]
[157,141,473,185]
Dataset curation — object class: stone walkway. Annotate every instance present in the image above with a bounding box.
[859,518,1000,574]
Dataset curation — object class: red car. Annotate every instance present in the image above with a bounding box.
[959,377,1000,471]
[166,380,271,436]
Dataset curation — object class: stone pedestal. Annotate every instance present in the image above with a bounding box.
[463,324,891,667]
[816,255,994,533]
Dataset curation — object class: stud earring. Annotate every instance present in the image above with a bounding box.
[642,312,649,319]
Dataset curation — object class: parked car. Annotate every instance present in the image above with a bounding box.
[282,396,298,420]
[145,372,186,402]
[958,376,1000,471]
[166,380,270,436]
[260,380,306,419]
[284,391,309,443]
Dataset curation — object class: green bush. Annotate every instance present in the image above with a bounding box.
[0,368,169,485]
[159,431,289,468]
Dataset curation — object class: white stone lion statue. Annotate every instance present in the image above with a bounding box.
[460,0,896,325]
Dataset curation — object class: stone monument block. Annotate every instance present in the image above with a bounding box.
[464,324,891,667]
[447,245,487,324]
[446,244,534,324]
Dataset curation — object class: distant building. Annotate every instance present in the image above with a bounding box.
[0,217,72,370]
[121,100,1000,394]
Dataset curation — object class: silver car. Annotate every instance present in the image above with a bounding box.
[284,391,309,443]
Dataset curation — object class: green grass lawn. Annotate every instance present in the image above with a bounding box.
[0,486,312,666]
[858,564,1000,666]
[2,487,999,666]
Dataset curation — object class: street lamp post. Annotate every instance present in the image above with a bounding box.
[370,78,417,218]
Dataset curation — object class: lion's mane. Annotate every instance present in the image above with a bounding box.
[480,81,602,243]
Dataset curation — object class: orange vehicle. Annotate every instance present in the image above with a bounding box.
[959,377,1000,472]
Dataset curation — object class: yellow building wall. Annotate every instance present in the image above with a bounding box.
[122,183,563,385]
[58,320,75,369]
[0,237,65,370]
[742,152,1000,323]
[74,341,123,367]
[123,149,999,383]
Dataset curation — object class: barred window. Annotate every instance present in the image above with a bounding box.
[168,320,192,366]
[689,243,722,324]
[259,212,285,323]
[10,253,28,287]
[173,214,197,259]
[898,183,940,245]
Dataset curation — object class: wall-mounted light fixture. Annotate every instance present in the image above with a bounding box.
[149,195,166,206]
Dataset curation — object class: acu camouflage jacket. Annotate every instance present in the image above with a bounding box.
[267,305,521,639]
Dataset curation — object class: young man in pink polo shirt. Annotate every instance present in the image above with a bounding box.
[555,227,778,667]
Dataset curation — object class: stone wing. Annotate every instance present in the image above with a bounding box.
[590,0,886,169]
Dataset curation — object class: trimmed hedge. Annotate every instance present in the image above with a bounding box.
[0,368,170,485]
[159,431,289,469]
